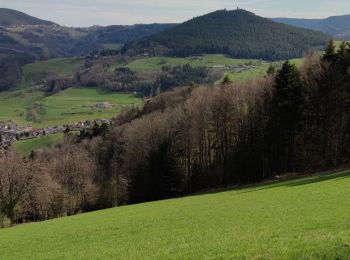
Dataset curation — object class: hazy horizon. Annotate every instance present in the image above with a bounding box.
[0,0,349,27]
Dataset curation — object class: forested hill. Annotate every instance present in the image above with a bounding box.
[91,24,177,46]
[0,8,175,91]
[273,15,350,40]
[122,9,331,60]
[0,8,54,26]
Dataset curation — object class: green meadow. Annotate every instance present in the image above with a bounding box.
[13,133,64,156]
[102,43,124,50]
[0,88,143,128]
[124,54,261,72]
[1,170,350,259]
[219,58,305,83]
[290,58,305,67]
[0,90,44,125]
[223,63,271,83]
[37,88,142,127]
[18,57,84,89]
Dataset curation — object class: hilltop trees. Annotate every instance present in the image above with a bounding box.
[122,9,330,60]
[267,61,306,173]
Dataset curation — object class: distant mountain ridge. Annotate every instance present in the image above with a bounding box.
[122,9,330,60]
[0,8,175,91]
[90,24,176,46]
[273,14,350,40]
[0,8,176,59]
[0,8,54,26]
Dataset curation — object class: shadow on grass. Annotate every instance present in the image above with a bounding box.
[186,169,350,200]
[230,170,350,196]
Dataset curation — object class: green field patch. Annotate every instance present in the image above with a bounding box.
[124,54,261,72]
[0,90,44,125]
[334,40,349,50]
[102,43,123,50]
[0,88,143,128]
[289,58,305,67]
[222,63,271,83]
[36,88,142,127]
[1,170,350,259]
[18,57,84,89]
[13,133,64,156]
[219,58,305,84]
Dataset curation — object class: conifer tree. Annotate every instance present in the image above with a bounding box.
[322,40,336,62]
[267,61,306,172]
[129,138,184,203]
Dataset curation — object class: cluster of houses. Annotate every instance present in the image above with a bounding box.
[212,63,258,72]
[0,119,112,149]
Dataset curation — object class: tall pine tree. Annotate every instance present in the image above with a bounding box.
[267,61,306,173]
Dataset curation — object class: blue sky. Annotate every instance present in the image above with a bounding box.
[1,0,349,27]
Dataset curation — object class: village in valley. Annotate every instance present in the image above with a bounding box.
[0,99,117,149]
[0,118,112,149]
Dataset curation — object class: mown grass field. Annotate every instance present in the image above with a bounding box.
[223,63,270,83]
[124,54,261,72]
[0,88,143,128]
[37,88,142,127]
[13,133,64,156]
[1,170,350,259]
[18,57,84,89]
[102,43,124,50]
[0,90,44,125]
[290,58,305,67]
[219,58,305,83]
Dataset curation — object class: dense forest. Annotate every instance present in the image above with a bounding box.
[1,41,349,226]
[0,49,33,91]
[91,24,176,46]
[122,9,330,60]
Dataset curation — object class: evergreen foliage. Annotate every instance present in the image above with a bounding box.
[267,61,306,172]
[123,9,330,60]
[130,138,184,203]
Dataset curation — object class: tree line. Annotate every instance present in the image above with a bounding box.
[1,41,350,227]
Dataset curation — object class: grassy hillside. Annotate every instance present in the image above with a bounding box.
[1,170,350,259]
[18,58,84,89]
[222,58,304,82]
[13,133,64,156]
[0,88,142,127]
[37,88,142,127]
[0,90,44,125]
[125,54,260,72]
[222,64,270,82]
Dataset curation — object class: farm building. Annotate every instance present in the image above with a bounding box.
[96,102,113,109]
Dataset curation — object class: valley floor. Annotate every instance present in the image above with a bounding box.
[1,170,350,259]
